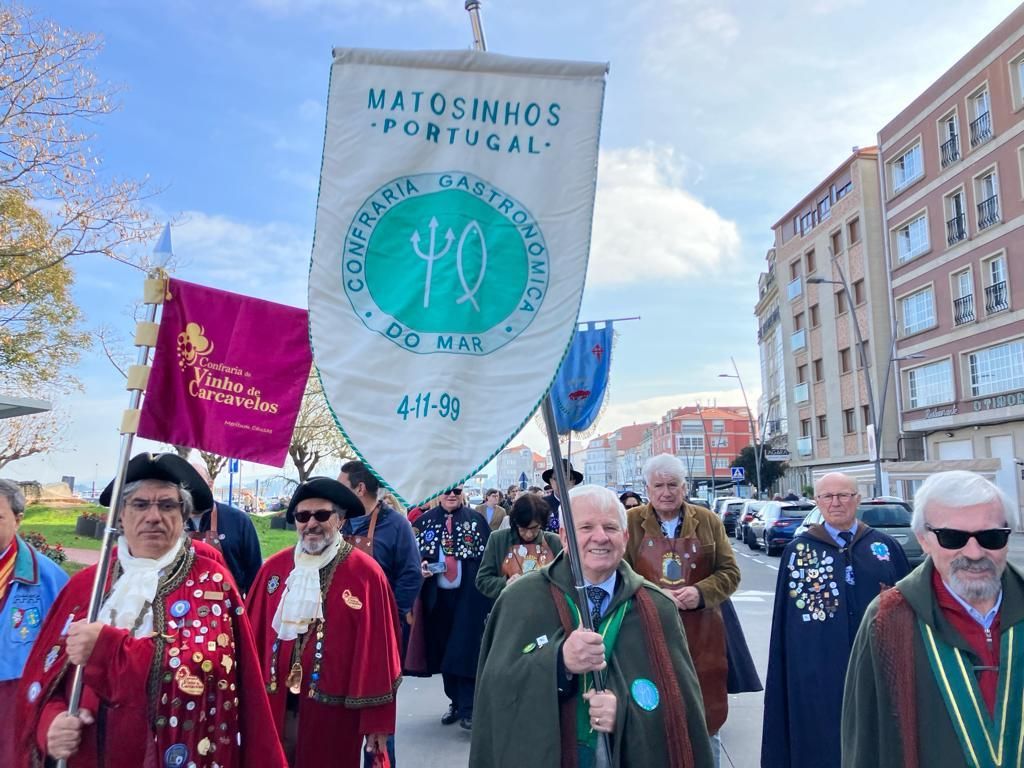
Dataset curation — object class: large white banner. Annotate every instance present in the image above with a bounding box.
[309,48,607,505]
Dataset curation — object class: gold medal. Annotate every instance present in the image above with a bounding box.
[285,661,303,694]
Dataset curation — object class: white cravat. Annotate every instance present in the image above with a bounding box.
[98,536,183,638]
[271,536,341,641]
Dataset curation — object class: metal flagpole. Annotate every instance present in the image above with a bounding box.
[464,3,611,761]
[58,269,167,768]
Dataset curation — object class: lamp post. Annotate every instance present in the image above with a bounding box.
[807,269,925,496]
[719,357,763,499]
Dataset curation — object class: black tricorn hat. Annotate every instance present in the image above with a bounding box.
[542,459,584,485]
[99,452,214,512]
[285,477,364,523]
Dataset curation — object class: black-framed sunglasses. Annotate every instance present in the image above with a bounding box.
[925,524,1011,550]
[443,488,463,495]
[294,509,334,524]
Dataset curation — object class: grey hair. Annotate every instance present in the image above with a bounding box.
[642,453,687,488]
[122,479,195,519]
[911,471,1018,534]
[568,484,627,529]
[0,479,26,516]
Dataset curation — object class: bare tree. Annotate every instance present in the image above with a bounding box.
[0,408,65,469]
[288,370,355,483]
[199,450,229,484]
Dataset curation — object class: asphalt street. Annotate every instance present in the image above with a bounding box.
[393,539,777,767]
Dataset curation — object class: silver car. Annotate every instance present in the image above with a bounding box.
[794,499,924,566]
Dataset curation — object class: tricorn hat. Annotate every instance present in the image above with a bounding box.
[99,452,214,512]
[285,477,364,523]
[542,459,583,485]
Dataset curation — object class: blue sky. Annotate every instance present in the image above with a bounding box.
[9,0,1021,490]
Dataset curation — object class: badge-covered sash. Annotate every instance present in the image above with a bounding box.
[920,621,1024,767]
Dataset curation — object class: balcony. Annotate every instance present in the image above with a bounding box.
[797,436,813,457]
[787,276,803,301]
[940,135,960,167]
[970,111,992,147]
[985,281,1009,314]
[977,195,1000,230]
[946,213,966,246]
[953,294,975,325]
[791,328,807,352]
[793,382,809,403]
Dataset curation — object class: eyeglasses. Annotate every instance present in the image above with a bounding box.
[293,509,335,524]
[925,525,1011,550]
[443,488,463,495]
[816,492,858,503]
[623,501,640,509]
[126,498,183,514]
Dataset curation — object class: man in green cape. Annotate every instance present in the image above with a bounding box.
[470,484,713,768]
[842,470,1024,767]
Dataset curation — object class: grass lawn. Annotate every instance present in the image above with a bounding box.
[21,504,297,562]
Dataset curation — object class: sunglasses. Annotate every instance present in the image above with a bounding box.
[443,488,463,495]
[925,524,1011,550]
[293,509,334,524]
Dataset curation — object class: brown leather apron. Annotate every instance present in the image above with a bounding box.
[343,505,379,557]
[635,530,728,734]
[188,503,222,552]
[500,537,556,579]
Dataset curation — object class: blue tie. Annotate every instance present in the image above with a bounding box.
[585,586,606,628]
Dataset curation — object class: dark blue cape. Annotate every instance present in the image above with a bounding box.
[761,525,910,768]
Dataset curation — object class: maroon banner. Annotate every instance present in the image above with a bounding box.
[138,278,311,466]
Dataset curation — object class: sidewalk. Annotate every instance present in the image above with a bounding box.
[63,547,99,566]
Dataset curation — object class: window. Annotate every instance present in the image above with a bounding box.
[710,436,729,448]
[1013,54,1024,108]
[805,249,816,274]
[940,112,960,167]
[712,419,725,432]
[975,169,1000,230]
[817,415,828,438]
[813,358,824,381]
[794,311,805,331]
[853,279,866,305]
[891,142,923,193]
[901,287,936,335]
[970,88,992,147]
[677,435,704,451]
[809,303,820,327]
[800,211,814,235]
[836,291,847,315]
[894,213,929,263]
[843,408,856,434]
[830,230,843,256]
[859,339,870,364]
[953,269,975,325]
[840,347,852,373]
[983,254,1009,314]
[800,418,811,438]
[817,196,831,221]
[945,188,968,245]
[797,364,808,384]
[862,405,870,428]
[968,340,1024,397]
[789,260,802,280]
[712,458,730,470]
[848,217,861,245]
[835,181,852,200]
[906,360,954,408]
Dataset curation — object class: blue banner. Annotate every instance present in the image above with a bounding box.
[550,322,613,434]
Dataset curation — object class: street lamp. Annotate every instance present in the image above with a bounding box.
[807,269,924,495]
[719,357,764,499]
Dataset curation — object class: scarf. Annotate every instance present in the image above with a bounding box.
[271,535,341,641]
[98,536,184,637]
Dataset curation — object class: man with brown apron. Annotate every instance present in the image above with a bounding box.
[624,453,739,767]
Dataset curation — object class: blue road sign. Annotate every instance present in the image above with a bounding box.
[731,467,745,482]
[519,471,528,490]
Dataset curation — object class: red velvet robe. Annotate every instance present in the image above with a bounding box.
[16,542,286,768]
[246,543,402,767]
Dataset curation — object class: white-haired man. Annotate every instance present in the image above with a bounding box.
[471,484,714,767]
[842,470,1024,766]
[623,454,740,765]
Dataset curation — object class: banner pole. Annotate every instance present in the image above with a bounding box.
[58,270,166,767]
[465,0,487,51]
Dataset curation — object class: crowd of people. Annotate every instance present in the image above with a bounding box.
[1,452,1021,766]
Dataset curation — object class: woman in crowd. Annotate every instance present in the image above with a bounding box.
[475,493,562,599]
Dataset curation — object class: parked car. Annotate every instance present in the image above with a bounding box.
[736,500,765,544]
[750,500,816,555]
[721,499,747,537]
[713,496,744,518]
[795,498,924,566]
[687,497,711,509]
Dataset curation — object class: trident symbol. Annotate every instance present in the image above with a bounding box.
[411,216,455,309]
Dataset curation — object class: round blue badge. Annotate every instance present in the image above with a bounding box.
[424,530,435,542]
[164,743,189,767]
[169,600,190,618]
[630,678,660,711]
[26,682,41,702]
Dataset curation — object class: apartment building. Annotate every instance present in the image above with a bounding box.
[582,422,657,489]
[649,406,753,493]
[756,249,789,454]
[878,5,1024,513]
[770,149,900,495]
[496,443,545,489]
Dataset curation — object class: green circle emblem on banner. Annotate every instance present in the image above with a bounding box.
[342,171,549,356]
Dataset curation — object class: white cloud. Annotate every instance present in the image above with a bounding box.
[587,145,741,286]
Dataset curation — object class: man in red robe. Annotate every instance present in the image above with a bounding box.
[247,477,402,767]
[16,452,286,768]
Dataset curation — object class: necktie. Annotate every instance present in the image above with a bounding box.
[444,515,458,580]
[839,531,856,586]
[839,531,853,550]
[585,585,606,629]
